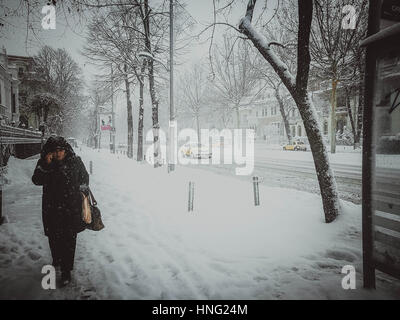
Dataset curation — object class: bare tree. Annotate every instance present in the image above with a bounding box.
[179,63,211,142]
[251,58,293,144]
[87,84,110,148]
[212,35,259,128]
[238,0,340,222]
[83,5,147,159]
[32,45,84,135]
[309,0,367,153]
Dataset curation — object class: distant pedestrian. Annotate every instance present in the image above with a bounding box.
[32,136,89,286]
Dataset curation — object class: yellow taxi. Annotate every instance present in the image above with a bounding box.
[283,140,307,151]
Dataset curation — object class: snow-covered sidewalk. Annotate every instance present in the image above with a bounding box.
[0,147,399,299]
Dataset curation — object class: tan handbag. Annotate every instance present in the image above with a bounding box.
[82,193,92,224]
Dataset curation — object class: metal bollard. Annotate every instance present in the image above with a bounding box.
[89,161,93,175]
[188,181,195,212]
[253,176,260,206]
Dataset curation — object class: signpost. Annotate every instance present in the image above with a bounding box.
[361,0,400,288]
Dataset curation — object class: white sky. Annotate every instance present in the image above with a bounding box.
[0,0,278,142]
[1,0,278,81]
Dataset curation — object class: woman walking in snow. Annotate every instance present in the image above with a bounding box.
[32,136,89,286]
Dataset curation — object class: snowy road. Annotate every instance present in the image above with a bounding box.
[190,145,400,206]
[1,147,399,299]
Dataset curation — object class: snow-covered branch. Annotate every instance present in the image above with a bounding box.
[239,15,296,92]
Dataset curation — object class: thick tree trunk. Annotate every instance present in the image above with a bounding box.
[148,59,161,167]
[275,88,292,143]
[124,64,134,159]
[144,0,161,168]
[239,0,339,222]
[344,87,357,147]
[136,63,146,162]
[330,79,338,154]
[296,94,340,222]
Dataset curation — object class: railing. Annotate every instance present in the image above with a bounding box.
[0,124,43,144]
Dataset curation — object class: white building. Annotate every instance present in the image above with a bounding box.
[238,83,359,145]
[0,48,20,125]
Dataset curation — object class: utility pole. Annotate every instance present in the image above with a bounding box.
[168,0,176,172]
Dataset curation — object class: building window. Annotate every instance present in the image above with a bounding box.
[298,126,302,137]
[262,108,267,117]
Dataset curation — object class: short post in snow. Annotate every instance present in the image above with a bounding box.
[89,161,93,175]
[253,176,260,206]
[188,181,194,212]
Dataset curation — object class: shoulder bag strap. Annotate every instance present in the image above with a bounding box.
[88,188,98,206]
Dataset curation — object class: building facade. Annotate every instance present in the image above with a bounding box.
[238,84,359,145]
[6,54,38,128]
[0,48,20,125]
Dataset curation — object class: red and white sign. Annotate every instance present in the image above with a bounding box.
[100,114,112,131]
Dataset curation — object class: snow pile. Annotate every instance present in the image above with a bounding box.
[0,150,399,299]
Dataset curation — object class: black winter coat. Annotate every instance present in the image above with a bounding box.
[32,143,89,237]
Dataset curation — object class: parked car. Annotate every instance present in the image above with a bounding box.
[283,140,307,151]
[181,142,212,159]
